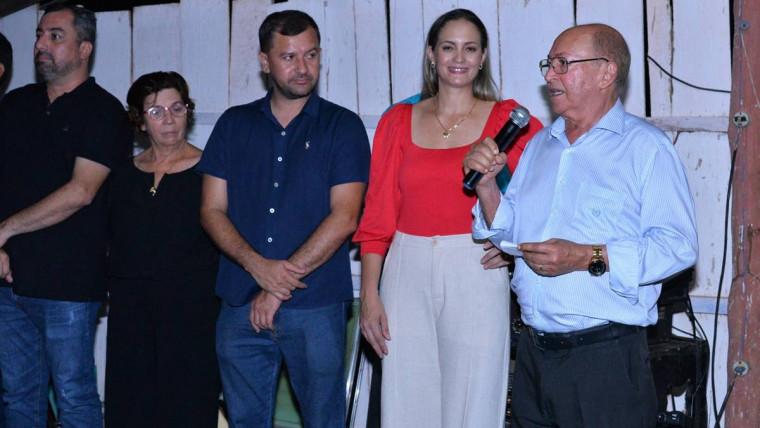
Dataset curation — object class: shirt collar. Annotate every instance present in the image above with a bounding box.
[550,98,625,140]
[260,89,320,122]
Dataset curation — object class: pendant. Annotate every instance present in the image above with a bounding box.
[443,130,451,138]
[149,186,157,196]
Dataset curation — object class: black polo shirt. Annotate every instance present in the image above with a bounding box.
[0,77,132,301]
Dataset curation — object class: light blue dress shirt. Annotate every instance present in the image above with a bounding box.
[472,100,698,333]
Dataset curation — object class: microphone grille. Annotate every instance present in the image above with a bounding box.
[510,106,531,128]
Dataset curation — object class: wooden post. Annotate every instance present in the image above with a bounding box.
[726,0,760,426]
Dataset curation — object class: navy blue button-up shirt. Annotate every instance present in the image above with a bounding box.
[198,91,370,308]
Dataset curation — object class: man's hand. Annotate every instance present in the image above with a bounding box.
[249,291,283,333]
[249,258,307,301]
[519,238,591,277]
[0,249,12,283]
[463,137,507,187]
[360,291,390,358]
[481,240,511,269]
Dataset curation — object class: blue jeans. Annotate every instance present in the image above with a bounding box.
[216,300,347,428]
[0,288,102,428]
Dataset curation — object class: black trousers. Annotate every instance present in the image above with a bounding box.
[104,275,221,428]
[511,326,657,428]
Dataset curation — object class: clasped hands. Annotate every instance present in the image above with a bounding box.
[248,258,306,333]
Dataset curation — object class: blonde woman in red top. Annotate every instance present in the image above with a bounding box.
[353,9,542,428]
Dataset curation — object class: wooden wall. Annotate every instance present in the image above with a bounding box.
[0,0,733,425]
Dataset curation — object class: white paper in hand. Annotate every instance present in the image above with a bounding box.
[498,240,523,257]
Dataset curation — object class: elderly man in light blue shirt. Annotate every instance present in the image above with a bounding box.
[464,23,697,428]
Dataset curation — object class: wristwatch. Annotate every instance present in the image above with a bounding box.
[588,245,606,277]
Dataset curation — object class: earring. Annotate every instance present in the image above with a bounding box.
[479,63,483,70]
[431,61,436,69]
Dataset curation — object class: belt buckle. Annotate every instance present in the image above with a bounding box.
[530,328,546,351]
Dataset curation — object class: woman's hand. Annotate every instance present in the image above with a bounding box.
[481,240,511,269]
[360,291,390,358]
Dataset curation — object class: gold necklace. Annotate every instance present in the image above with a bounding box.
[147,149,183,196]
[434,98,478,138]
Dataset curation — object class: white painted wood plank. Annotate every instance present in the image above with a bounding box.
[229,0,269,107]
[354,0,391,115]
[422,0,456,44]
[646,0,674,116]
[389,0,424,102]
[132,4,180,79]
[576,0,646,117]
[187,123,215,151]
[671,0,731,116]
[674,132,733,298]
[0,5,38,92]
[91,11,131,104]
[499,0,574,121]
[324,0,358,111]
[181,0,229,113]
[268,0,327,98]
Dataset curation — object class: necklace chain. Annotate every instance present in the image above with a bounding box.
[434,98,478,139]
[148,148,183,196]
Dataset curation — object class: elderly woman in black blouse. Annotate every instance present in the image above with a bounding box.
[105,71,220,428]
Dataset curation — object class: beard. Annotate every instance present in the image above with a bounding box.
[271,73,316,100]
[35,53,79,83]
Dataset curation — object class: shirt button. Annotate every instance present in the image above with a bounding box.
[560,178,565,184]
[267,237,273,243]
[277,156,283,162]
[552,210,558,216]
[269,208,275,213]
[273,182,279,188]
[281,131,286,136]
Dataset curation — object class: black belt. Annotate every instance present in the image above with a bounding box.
[526,322,644,351]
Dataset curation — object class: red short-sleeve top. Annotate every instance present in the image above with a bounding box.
[353,99,542,256]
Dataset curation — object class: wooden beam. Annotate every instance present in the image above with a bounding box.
[727,0,760,426]
[0,0,37,18]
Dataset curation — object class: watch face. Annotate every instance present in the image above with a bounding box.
[589,259,606,276]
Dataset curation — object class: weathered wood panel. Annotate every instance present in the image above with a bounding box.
[324,1,358,111]
[354,0,391,115]
[132,4,181,79]
[389,0,424,102]
[180,0,229,148]
[673,132,733,298]
[499,0,573,123]
[91,11,131,104]
[672,0,731,116]
[0,4,37,92]
[229,0,269,107]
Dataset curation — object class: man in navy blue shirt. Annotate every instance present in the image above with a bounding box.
[198,10,370,427]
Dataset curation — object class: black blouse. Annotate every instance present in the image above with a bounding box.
[107,160,218,281]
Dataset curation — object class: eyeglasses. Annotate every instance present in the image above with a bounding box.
[143,102,190,121]
[539,57,609,77]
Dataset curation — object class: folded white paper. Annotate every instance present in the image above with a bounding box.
[498,240,523,257]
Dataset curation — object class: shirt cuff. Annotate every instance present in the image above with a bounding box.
[606,238,640,303]
[471,199,513,241]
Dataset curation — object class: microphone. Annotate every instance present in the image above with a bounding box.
[463,106,531,189]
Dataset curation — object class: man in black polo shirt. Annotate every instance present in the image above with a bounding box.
[0,29,11,428]
[0,3,131,427]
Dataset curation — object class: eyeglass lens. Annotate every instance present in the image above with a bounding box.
[146,102,188,120]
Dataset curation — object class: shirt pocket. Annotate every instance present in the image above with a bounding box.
[572,182,625,239]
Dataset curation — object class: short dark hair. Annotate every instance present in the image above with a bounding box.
[0,33,12,88]
[259,10,320,53]
[43,1,96,45]
[421,9,499,101]
[126,71,195,131]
